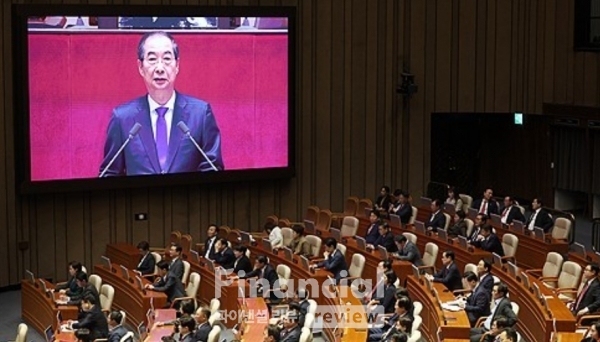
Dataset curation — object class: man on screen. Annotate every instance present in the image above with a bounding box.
[99,31,223,176]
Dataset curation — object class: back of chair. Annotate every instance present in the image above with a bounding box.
[210,298,221,314]
[464,218,474,237]
[558,261,583,289]
[511,302,520,317]
[422,243,439,270]
[344,196,360,216]
[187,272,201,298]
[300,327,313,342]
[208,311,221,326]
[119,331,135,342]
[552,217,572,240]
[170,230,182,245]
[337,244,347,258]
[340,216,359,237]
[266,215,279,225]
[278,218,292,229]
[412,301,423,316]
[412,315,422,333]
[151,252,162,274]
[403,232,417,245]
[100,284,115,312]
[317,209,333,231]
[89,274,102,293]
[515,205,526,216]
[207,324,222,342]
[303,312,315,329]
[277,264,291,286]
[502,234,519,259]
[543,252,564,278]
[464,263,478,275]
[443,213,451,229]
[180,234,192,254]
[408,330,422,342]
[305,235,322,257]
[357,199,373,217]
[182,260,191,285]
[281,227,294,247]
[15,323,27,342]
[459,194,473,213]
[410,206,418,224]
[349,254,366,278]
[306,206,320,223]
[307,299,318,315]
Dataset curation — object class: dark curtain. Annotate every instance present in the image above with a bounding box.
[553,127,590,192]
[592,131,600,194]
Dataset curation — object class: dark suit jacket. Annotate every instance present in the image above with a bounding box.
[100,92,223,176]
[180,333,196,342]
[214,247,235,269]
[473,234,504,257]
[448,219,467,238]
[375,195,392,210]
[68,283,100,306]
[136,252,156,275]
[490,297,517,327]
[433,262,462,291]
[374,284,397,314]
[574,278,600,313]
[240,264,279,300]
[396,241,424,266]
[72,305,109,339]
[203,236,218,260]
[108,326,131,342]
[233,255,252,275]
[365,223,380,245]
[55,276,81,297]
[427,211,447,232]
[464,287,492,327]
[392,203,412,224]
[280,325,302,342]
[317,250,349,284]
[472,199,499,216]
[169,258,184,281]
[194,322,212,342]
[468,226,482,244]
[500,206,525,225]
[527,209,554,232]
[479,273,494,293]
[153,274,186,304]
[373,232,398,253]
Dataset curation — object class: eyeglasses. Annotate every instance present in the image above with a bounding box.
[144,55,175,66]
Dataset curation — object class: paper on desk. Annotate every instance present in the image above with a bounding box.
[441,303,462,312]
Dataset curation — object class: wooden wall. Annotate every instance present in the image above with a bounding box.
[1,0,598,287]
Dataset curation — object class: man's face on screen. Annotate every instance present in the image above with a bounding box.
[138,34,179,97]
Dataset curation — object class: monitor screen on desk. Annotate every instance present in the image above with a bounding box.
[573,242,586,256]
[56,311,63,328]
[411,264,420,280]
[512,220,524,234]
[457,236,468,249]
[137,322,147,340]
[190,250,200,263]
[120,265,129,280]
[506,261,518,277]
[44,325,55,342]
[303,220,316,234]
[492,253,502,268]
[520,271,530,289]
[101,255,111,270]
[437,228,448,241]
[355,236,366,251]
[389,214,401,226]
[490,213,501,225]
[414,221,425,234]
[299,255,310,271]
[25,269,35,284]
[205,258,216,272]
[282,246,293,261]
[329,228,341,241]
[38,279,48,292]
[261,238,273,252]
[468,208,478,220]
[377,246,388,260]
[135,276,144,292]
[534,227,545,240]
[240,231,251,244]
[146,308,155,328]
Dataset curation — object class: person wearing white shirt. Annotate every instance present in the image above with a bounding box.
[265,222,283,248]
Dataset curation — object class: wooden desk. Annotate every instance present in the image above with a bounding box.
[21,280,78,340]
[145,309,177,342]
[238,297,269,341]
[557,332,585,342]
[405,276,470,341]
[568,250,597,268]
[94,264,167,328]
[106,243,141,270]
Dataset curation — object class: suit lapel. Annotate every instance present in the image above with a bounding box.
[135,98,161,173]
[164,93,189,172]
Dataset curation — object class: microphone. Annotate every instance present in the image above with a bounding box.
[176,121,219,171]
[99,123,141,178]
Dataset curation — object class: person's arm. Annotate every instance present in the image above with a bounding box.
[271,227,283,246]
[153,276,176,292]
[584,285,600,314]
[196,104,224,171]
[396,246,415,261]
[239,268,260,279]
[71,312,93,329]
[294,239,305,255]
[464,293,488,314]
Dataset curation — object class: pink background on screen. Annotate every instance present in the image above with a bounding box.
[28,33,288,181]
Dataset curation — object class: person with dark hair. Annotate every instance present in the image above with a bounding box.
[571,263,600,316]
[167,243,184,281]
[458,271,491,327]
[293,288,310,326]
[66,272,100,306]
[472,188,499,216]
[581,321,600,342]
[446,187,464,211]
[312,238,348,284]
[395,316,413,336]
[368,223,398,253]
[478,316,510,342]
[145,260,186,308]
[71,295,109,339]
[265,222,283,248]
[107,310,130,342]
[232,245,252,275]
[263,324,281,342]
[468,214,487,244]
[368,270,397,313]
[471,224,504,256]
[448,210,468,238]
[375,186,392,212]
[470,283,517,342]
[365,210,382,244]
[193,306,212,341]
[499,196,525,225]
[477,258,494,293]
[427,199,446,232]
[55,261,84,297]
[99,31,223,176]
[390,192,412,224]
[288,225,307,255]
[214,238,235,269]
[393,235,423,266]
[497,327,519,342]
[178,316,197,342]
[136,241,156,275]
[428,250,462,291]
[236,255,279,301]
[280,310,302,342]
[368,296,413,342]
[203,224,219,259]
[527,197,554,232]
[389,332,409,342]
[155,299,195,327]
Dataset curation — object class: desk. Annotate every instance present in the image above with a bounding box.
[557,332,585,342]
[94,264,167,328]
[106,243,141,270]
[238,297,269,341]
[405,276,470,341]
[145,309,177,342]
[21,280,78,340]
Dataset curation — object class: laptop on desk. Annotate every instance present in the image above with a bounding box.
[573,242,586,256]
[414,221,426,234]
[490,213,502,226]
[355,236,367,251]
[390,214,401,226]
[304,220,316,234]
[330,228,341,241]
[512,220,524,234]
[44,325,54,342]
[443,203,456,216]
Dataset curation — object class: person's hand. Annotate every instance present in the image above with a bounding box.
[323,251,330,258]
[231,275,239,281]
[368,300,377,306]
[59,289,66,294]
[156,321,165,327]
[577,308,589,316]
[476,235,484,241]
[457,301,465,308]
[145,284,154,290]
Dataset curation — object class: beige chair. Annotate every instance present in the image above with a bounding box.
[151,252,162,274]
[307,299,318,315]
[458,263,479,293]
[13,323,27,342]
[443,213,451,229]
[418,242,439,274]
[412,301,423,316]
[408,330,421,342]
[464,263,478,275]
[208,311,221,326]
[182,260,191,285]
[501,234,519,263]
[552,218,572,240]
[515,205,526,216]
[464,218,474,237]
[341,253,366,285]
[527,252,564,285]
[303,312,315,329]
[409,206,418,224]
[89,274,102,293]
[207,324,222,342]
[210,298,221,314]
[336,244,347,258]
[305,235,322,258]
[81,265,88,274]
[171,272,200,308]
[277,264,292,287]
[412,315,422,334]
[459,194,473,213]
[402,232,417,245]
[542,261,583,300]
[100,284,115,313]
[558,273,587,301]
[300,327,314,342]
[340,216,359,237]
[281,227,294,247]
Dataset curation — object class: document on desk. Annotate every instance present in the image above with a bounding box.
[441,303,462,312]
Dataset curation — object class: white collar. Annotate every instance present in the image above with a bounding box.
[148,92,176,114]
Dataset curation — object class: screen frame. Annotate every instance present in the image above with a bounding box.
[12,4,296,194]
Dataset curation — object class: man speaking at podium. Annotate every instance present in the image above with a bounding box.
[99,31,223,176]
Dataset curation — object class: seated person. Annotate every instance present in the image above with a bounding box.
[471,224,504,256]
[167,243,184,281]
[367,296,413,342]
[292,288,310,326]
[472,316,510,342]
[394,317,413,339]
[234,255,279,302]
[75,329,92,342]
[263,324,282,342]
[232,245,252,275]
[154,300,195,327]
[499,196,525,225]
[472,188,499,216]
[365,210,382,245]
[288,225,307,255]
[70,295,109,339]
[279,310,302,342]
[446,187,464,211]
[570,263,600,316]
[468,214,487,244]
[193,307,212,342]
[469,283,517,342]
[310,238,348,284]
[389,191,412,224]
[203,224,219,259]
[145,261,186,308]
[66,272,100,306]
[581,321,600,342]
[54,261,84,297]
[178,316,197,342]
[135,241,156,275]
[393,235,423,266]
[457,271,491,327]
[367,223,398,253]
[364,260,396,303]
[388,332,409,342]
[526,198,554,232]
[265,222,283,249]
[426,199,446,232]
[214,238,235,269]
[367,270,397,314]
[426,250,462,291]
[447,210,467,238]
[374,185,392,213]
[497,327,519,342]
[476,258,494,293]
[107,311,131,342]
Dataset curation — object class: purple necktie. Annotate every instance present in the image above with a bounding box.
[155,107,168,171]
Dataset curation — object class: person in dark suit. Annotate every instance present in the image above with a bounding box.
[367,296,413,342]
[177,316,197,342]
[54,261,84,297]
[213,238,235,269]
[390,191,412,224]
[365,210,382,245]
[312,238,349,284]
[193,307,212,342]
[475,316,511,342]
[470,283,517,342]
[264,324,282,342]
[236,255,279,302]
[374,186,392,213]
[203,224,219,259]
[135,241,156,275]
[497,328,519,342]
[526,198,554,232]
[468,214,487,244]
[99,31,223,176]
[427,199,447,232]
[428,250,462,291]
[448,210,468,238]
[232,245,252,275]
[167,243,184,281]
[458,271,491,327]
[580,321,600,342]
[145,260,186,308]
[499,196,525,225]
[70,295,109,339]
[279,310,302,342]
[471,224,504,257]
[293,288,311,326]
[393,235,424,267]
[66,272,100,307]
[368,223,398,253]
[476,258,494,293]
[107,311,131,342]
[571,264,600,316]
[368,270,397,314]
[472,188,499,216]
